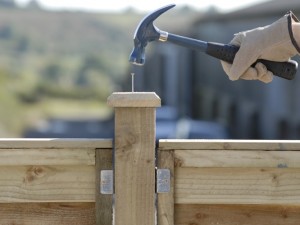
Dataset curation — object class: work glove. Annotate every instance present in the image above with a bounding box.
[221,11,300,83]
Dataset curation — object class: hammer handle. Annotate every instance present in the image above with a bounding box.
[206,42,297,80]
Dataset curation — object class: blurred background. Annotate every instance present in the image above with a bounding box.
[0,0,298,140]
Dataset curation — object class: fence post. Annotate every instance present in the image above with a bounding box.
[96,149,113,225]
[157,150,174,225]
[107,92,161,225]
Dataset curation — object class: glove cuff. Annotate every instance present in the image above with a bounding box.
[287,11,300,54]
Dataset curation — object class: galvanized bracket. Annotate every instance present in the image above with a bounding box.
[101,169,170,194]
[156,169,170,193]
[100,170,114,195]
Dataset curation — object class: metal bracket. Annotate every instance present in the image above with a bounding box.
[100,170,113,194]
[101,169,170,194]
[156,169,170,193]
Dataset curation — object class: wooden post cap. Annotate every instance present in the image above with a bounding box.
[107,92,161,107]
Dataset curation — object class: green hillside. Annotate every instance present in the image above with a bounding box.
[0,5,200,136]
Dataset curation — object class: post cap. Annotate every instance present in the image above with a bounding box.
[107,92,161,108]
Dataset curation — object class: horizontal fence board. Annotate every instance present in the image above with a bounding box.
[159,139,300,151]
[175,150,300,168]
[175,204,300,225]
[0,203,95,225]
[0,165,94,203]
[0,138,112,149]
[175,167,300,205]
[0,148,96,166]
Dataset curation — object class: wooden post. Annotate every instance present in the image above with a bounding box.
[96,149,113,225]
[157,150,174,225]
[107,92,161,225]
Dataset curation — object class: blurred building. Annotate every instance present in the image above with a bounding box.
[23,117,114,139]
[133,0,300,139]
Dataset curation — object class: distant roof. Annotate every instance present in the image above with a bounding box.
[195,0,300,24]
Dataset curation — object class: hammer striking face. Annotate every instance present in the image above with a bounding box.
[129,4,175,65]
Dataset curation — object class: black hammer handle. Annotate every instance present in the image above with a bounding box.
[206,42,298,80]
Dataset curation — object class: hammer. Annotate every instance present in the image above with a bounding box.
[129,4,298,80]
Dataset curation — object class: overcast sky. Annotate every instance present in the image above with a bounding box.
[15,0,270,12]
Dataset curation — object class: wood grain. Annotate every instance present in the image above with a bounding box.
[0,165,94,202]
[174,150,300,168]
[107,92,161,107]
[159,139,300,151]
[109,92,160,225]
[96,149,113,225]
[0,139,112,149]
[175,204,300,225]
[0,148,95,166]
[0,203,95,225]
[114,107,156,225]
[158,150,174,225]
[175,167,300,204]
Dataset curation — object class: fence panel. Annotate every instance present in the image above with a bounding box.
[159,139,300,225]
[0,139,112,225]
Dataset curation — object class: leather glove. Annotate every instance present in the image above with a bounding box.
[221,11,300,83]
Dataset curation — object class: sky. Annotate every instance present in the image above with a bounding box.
[15,0,270,13]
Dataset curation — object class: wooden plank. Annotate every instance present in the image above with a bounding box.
[0,165,94,202]
[107,92,161,107]
[0,138,112,149]
[175,167,300,204]
[159,139,300,151]
[114,107,156,225]
[174,150,300,168]
[0,203,95,225]
[0,148,96,166]
[158,150,174,225]
[95,149,113,225]
[175,204,300,225]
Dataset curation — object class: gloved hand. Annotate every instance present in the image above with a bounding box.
[221,11,300,83]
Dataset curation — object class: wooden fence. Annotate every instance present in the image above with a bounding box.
[159,139,300,225]
[1,92,300,224]
[0,138,112,225]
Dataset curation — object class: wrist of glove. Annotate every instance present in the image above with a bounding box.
[221,11,300,83]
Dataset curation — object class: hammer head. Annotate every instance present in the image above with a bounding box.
[129,4,175,65]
